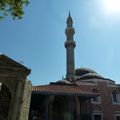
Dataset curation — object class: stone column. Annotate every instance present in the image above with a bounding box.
[76,97,81,120]
[45,95,49,120]
[19,80,32,120]
[49,95,55,120]
[67,96,72,120]
[88,98,92,120]
[11,79,23,120]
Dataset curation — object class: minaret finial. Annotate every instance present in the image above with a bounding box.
[69,11,71,17]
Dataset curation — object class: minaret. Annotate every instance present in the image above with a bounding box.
[65,12,76,81]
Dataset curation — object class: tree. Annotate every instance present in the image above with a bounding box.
[0,0,29,19]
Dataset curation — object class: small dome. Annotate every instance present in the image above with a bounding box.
[50,80,73,85]
[75,67,104,80]
[75,67,97,76]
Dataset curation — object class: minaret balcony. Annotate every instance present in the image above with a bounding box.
[65,40,76,48]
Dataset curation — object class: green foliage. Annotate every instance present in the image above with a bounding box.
[0,0,29,19]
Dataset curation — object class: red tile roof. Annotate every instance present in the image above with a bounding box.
[32,84,95,97]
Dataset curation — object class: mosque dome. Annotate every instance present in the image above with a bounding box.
[75,67,104,80]
[75,68,97,76]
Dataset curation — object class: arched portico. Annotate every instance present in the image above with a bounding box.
[29,84,94,120]
[0,54,31,120]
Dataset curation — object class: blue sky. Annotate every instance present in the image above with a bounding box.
[0,0,120,85]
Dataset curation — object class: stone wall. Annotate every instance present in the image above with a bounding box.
[19,79,32,120]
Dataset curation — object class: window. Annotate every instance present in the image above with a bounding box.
[116,116,120,120]
[93,113,103,120]
[115,114,120,120]
[92,95,101,104]
[112,92,120,104]
[94,115,101,120]
[33,117,37,120]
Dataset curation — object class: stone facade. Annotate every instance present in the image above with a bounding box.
[75,68,120,120]
[0,54,31,120]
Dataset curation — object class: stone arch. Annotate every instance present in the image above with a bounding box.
[0,83,12,120]
[0,79,15,96]
[0,77,19,120]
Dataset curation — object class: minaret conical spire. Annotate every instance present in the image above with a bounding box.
[65,13,76,81]
[69,11,70,16]
[67,11,73,28]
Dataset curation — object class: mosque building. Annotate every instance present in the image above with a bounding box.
[0,13,120,120]
[29,13,120,120]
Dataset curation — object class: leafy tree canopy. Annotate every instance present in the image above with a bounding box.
[0,0,29,19]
